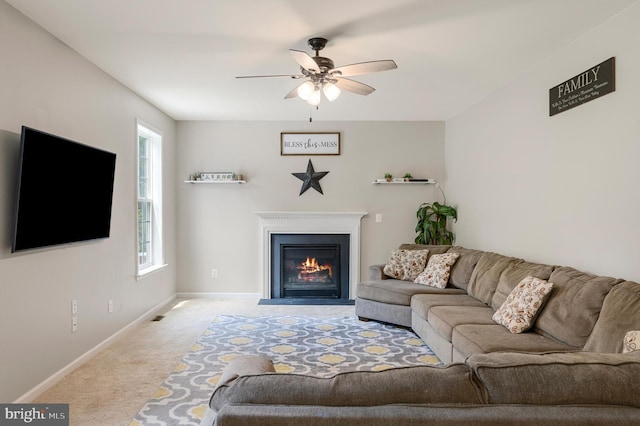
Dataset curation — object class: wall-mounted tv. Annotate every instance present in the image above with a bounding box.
[12,126,117,252]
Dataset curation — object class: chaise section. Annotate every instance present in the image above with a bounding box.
[358,280,465,307]
[452,324,574,362]
[355,244,466,327]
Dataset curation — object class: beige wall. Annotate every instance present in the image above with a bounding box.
[0,2,177,402]
[176,121,445,295]
[446,2,640,281]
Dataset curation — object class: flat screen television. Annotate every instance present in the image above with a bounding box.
[12,126,117,252]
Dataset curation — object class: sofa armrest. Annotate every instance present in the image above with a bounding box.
[369,264,389,280]
[214,355,275,392]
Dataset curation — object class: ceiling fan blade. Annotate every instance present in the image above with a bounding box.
[333,77,375,96]
[330,60,397,77]
[236,74,303,79]
[284,83,306,99]
[290,49,319,73]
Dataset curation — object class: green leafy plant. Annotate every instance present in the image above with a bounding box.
[384,173,393,182]
[415,201,457,245]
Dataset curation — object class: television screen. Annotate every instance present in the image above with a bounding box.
[12,126,117,252]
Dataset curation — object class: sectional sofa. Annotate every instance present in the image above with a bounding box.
[204,244,640,425]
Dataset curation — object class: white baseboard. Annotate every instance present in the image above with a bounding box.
[15,294,178,403]
[177,292,261,300]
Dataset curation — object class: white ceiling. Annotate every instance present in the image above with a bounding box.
[5,0,636,121]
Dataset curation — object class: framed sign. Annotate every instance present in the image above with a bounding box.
[281,132,340,156]
[549,57,615,116]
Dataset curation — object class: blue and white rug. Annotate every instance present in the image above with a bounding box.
[130,315,440,425]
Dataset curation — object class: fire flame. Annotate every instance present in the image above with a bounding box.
[297,257,333,278]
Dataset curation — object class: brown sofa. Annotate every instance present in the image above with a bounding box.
[204,244,640,425]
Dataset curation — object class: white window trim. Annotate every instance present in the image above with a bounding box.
[136,119,165,277]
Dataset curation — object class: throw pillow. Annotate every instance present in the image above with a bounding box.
[623,330,639,353]
[383,249,429,281]
[492,276,554,334]
[414,253,460,288]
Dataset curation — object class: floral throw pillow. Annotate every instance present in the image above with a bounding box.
[623,330,639,353]
[414,253,460,288]
[383,249,429,281]
[492,276,554,334]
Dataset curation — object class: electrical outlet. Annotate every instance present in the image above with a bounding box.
[72,317,78,333]
[211,269,218,278]
[375,214,382,223]
[72,299,78,315]
[108,300,114,313]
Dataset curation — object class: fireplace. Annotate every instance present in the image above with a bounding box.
[255,211,367,299]
[271,234,350,299]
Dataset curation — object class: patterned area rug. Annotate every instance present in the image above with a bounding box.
[130,315,441,425]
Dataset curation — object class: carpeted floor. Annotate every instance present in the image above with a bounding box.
[130,314,440,425]
[33,299,356,426]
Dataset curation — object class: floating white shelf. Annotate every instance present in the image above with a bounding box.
[184,180,246,184]
[372,179,435,185]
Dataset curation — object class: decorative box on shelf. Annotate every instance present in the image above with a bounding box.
[373,178,434,184]
[185,172,245,184]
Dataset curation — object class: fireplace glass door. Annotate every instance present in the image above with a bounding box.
[271,234,349,299]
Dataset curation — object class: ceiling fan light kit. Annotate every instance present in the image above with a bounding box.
[237,37,397,107]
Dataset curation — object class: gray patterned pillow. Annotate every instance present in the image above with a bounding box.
[492,276,554,334]
[414,253,460,288]
[383,249,429,281]
[623,330,639,353]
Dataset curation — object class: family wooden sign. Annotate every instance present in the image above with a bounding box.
[549,57,615,116]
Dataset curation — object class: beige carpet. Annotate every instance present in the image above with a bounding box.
[34,298,355,426]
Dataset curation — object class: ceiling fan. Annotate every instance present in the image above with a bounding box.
[236,37,397,106]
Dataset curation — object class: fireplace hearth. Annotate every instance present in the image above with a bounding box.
[271,234,349,299]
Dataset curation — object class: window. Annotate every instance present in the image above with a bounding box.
[137,121,164,276]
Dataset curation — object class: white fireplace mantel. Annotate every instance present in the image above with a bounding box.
[255,211,367,299]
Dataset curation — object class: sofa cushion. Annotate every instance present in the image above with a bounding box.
[492,276,554,334]
[447,246,485,291]
[411,294,487,321]
[210,364,483,410]
[452,324,573,358]
[428,305,495,341]
[490,261,554,311]
[357,280,465,306]
[467,351,640,408]
[414,253,460,288]
[383,249,429,281]
[534,266,621,348]
[467,252,521,306]
[584,281,640,352]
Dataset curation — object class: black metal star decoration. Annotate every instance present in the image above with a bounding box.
[292,159,329,195]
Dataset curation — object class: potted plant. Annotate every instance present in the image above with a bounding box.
[415,201,457,245]
[403,173,413,182]
[384,173,393,182]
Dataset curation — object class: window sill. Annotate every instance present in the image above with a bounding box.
[136,263,168,281]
